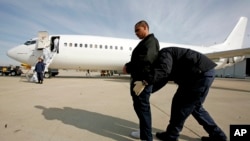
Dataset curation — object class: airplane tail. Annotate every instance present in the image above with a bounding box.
[211,17,248,50]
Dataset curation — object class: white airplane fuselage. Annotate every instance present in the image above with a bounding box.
[7,17,250,72]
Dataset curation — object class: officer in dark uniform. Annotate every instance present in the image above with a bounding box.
[34,57,45,84]
[147,47,227,141]
[123,20,160,141]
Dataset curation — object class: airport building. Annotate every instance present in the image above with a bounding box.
[215,55,250,78]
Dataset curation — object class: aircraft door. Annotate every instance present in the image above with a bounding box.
[51,36,60,53]
[37,31,50,49]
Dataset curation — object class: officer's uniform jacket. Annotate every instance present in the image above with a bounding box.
[150,47,217,92]
[125,34,160,82]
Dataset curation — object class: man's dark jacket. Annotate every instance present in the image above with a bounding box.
[150,47,217,92]
[35,61,45,73]
[125,34,160,81]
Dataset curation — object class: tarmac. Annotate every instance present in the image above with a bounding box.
[0,70,250,141]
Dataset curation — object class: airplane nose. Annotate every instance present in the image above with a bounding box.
[7,47,17,60]
[7,45,35,65]
[6,45,25,62]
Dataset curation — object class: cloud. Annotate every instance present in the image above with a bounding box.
[0,0,250,65]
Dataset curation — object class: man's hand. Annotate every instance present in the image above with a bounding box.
[133,81,146,96]
[123,65,127,74]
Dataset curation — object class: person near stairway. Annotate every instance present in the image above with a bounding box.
[34,57,45,84]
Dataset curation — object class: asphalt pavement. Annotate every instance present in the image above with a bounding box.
[0,70,249,141]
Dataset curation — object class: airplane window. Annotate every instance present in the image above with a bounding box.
[95,44,97,48]
[105,45,108,49]
[74,43,77,47]
[64,43,67,47]
[85,44,88,48]
[69,43,72,47]
[80,44,83,47]
[30,40,36,44]
[115,46,118,50]
[99,45,102,49]
[110,46,113,49]
[129,47,132,51]
[24,41,30,45]
[120,46,123,50]
[90,44,93,48]
[24,40,36,45]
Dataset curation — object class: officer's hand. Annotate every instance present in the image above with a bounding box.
[133,81,146,96]
[122,66,127,74]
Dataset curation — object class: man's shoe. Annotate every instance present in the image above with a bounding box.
[156,132,167,140]
[201,136,227,141]
[156,132,178,141]
[130,130,140,139]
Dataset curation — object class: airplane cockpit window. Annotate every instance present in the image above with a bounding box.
[24,40,36,45]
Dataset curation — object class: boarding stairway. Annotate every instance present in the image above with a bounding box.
[37,31,58,78]
[43,49,57,77]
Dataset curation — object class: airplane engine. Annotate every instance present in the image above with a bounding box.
[215,58,229,69]
[233,56,245,63]
[215,56,245,69]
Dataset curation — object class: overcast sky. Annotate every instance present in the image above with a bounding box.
[0,0,250,65]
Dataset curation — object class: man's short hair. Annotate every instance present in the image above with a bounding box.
[135,20,149,29]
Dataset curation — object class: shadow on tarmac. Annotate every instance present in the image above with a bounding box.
[35,106,200,141]
[35,105,139,141]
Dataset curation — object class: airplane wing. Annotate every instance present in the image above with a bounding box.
[205,48,250,59]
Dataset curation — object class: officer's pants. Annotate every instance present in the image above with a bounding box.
[130,80,153,141]
[166,69,227,140]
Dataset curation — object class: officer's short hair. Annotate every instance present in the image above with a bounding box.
[135,20,149,29]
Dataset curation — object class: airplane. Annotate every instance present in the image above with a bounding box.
[7,17,250,78]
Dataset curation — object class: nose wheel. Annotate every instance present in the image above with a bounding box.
[44,72,51,78]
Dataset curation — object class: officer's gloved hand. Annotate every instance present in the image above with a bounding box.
[133,81,146,96]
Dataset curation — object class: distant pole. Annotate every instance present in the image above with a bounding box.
[248,34,250,47]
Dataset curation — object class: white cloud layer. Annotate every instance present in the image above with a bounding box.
[0,0,250,65]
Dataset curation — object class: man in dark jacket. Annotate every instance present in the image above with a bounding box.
[123,20,160,141]
[147,47,227,141]
[34,57,45,84]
